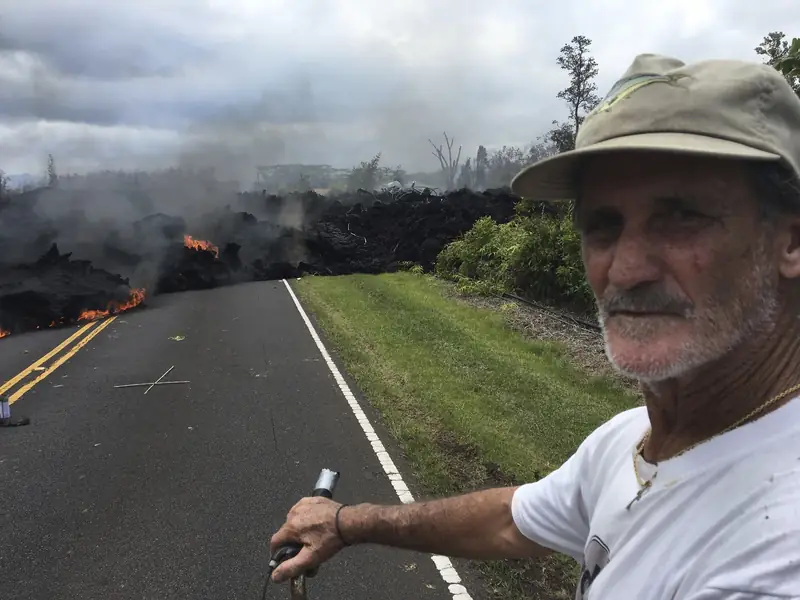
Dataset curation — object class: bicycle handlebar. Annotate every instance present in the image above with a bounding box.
[262,468,341,599]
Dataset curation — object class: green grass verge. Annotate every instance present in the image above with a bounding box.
[292,272,640,599]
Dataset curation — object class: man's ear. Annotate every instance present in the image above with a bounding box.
[778,218,800,279]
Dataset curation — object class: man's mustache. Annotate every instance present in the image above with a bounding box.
[598,286,694,317]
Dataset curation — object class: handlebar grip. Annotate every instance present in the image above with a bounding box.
[271,468,341,577]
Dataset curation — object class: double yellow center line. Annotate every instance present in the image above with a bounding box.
[0,316,118,404]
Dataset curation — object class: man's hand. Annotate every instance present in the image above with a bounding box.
[269,497,347,583]
[269,486,548,583]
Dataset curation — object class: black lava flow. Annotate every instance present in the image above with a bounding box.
[0,186,536,335]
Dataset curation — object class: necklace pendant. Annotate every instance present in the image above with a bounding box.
[626,480,651,511]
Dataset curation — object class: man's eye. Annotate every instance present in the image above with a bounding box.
[584,222,617,234]
[677,209,704,218]
[663,207,710,222]
[579,211,623,236]
[580,221,622,244]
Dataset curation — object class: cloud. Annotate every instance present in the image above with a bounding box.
[0,0,797,181]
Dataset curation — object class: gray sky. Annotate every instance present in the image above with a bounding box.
[0,0,797,183]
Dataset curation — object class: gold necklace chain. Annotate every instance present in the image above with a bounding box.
[632,381,800,489]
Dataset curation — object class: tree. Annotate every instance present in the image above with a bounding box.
[474,145,488,189]
[429,132,462,190]
[756,31,800,95]
[457,157,474,189]
[775,40,800,94]
[0,169,8,204]
[548,35,601,153]
[756,32,792,65]
[527,137,559,163]
[47,153,58,187]
[485,146,529,188]
[346,152,383,191]
[548,120,577,154]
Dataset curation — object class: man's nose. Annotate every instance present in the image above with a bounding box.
[607,228,662,290]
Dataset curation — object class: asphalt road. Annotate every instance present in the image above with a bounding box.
[0,280,474,600]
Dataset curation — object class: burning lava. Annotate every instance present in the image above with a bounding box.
[0,287,148,339]
[0,187,523,338]
[0,243,151,339]
[184,234,219,258]
[77,287,147,322]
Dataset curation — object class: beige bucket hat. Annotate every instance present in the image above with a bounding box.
[511,53,800,200]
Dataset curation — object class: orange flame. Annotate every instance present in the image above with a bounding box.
[184,234,219,258]
[0,329,9,339]
[78,287,146,322]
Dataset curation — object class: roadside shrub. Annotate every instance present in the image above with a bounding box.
[447,273,503,296]
[396,260,424,274]
[435,207,595,313]
[435,216,528,293]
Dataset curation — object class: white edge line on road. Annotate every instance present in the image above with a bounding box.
[282,279,473,600]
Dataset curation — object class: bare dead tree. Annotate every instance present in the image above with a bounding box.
[0,169,9,206]
[47,153,58,187]
[428,132,462,190]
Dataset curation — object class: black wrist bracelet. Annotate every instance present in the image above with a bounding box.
[335,503,350,546]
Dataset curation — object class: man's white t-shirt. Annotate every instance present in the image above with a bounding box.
[511,396,800,600]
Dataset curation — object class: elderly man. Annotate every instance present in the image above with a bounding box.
[269,54,800,598]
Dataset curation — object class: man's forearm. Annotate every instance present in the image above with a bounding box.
[338,486,549,560]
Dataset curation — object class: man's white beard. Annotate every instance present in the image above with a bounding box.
[598,242,781,382]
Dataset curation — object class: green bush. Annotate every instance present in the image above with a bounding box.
[435,207,595,312]
[396,261,426,276]
[435,217,528,293]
